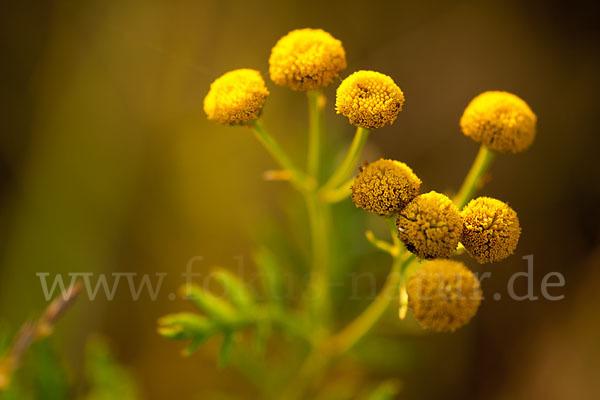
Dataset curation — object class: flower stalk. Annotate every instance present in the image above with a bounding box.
[304,192,331,331]
[454,145,496,209]
[321,127,370,191]
[250,120,313,191]
[332,253,410,354]
[307,90,324,179]
[305,90,331,327]
[330,218,413,355]
[319,176,354,203]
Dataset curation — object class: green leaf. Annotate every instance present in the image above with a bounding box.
[179,284,239,323]
[157,313,215,341]
[211,268,255,311]
[31,339,69,400]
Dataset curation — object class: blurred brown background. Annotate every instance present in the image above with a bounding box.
[1,0,599,399]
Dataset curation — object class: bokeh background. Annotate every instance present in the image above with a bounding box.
[1,0,599,398]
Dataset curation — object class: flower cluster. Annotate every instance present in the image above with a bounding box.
[192,28,536,349]
[160,26,539,399]
[353,165,524,331]
[352,90,536,331]
[203,28,405,131]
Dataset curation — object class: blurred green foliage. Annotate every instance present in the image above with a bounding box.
[0,334,138,400]
[83,338,139,400]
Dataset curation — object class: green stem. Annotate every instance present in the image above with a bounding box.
[453,145,496,209]
[250,120,311,190]
[365,231,395,255]
[268,307,312,344]
[329,216,406,354]
[250,118,331,331]
[306,90,323,179]
[321,127,370,191]
[284,217,406,398]
[402,257,422,280]
[305,194,331,332]
[281,93,331,400]
[320,176,354,203]
[282,253,420,400]
[281,344,333,400]
[331,251,414,355]
[385,216,401,250]
[300,91,332,332]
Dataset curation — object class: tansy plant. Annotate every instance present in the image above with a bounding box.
[159,28,536,399]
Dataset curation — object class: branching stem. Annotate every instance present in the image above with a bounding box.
[321,127,369,191]
[250,120,313,191]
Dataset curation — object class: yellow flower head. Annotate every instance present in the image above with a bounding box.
[407,259,482,332]
[460,91,537,154]
[269,28,347,91]
[396,191,462,259]
[203,69,269,125]
[461,197,521,263]
[351,159,421,216]
[336,71,405,129]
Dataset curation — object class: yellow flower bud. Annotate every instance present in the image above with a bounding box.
[269,28,346,91]
[396,191,462,259]
[336,71,405,129]
[407,259,482,332]
[351,159,421,216]
[460,91,537,154]
[461,197,521,263]
[203,69,269,125]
